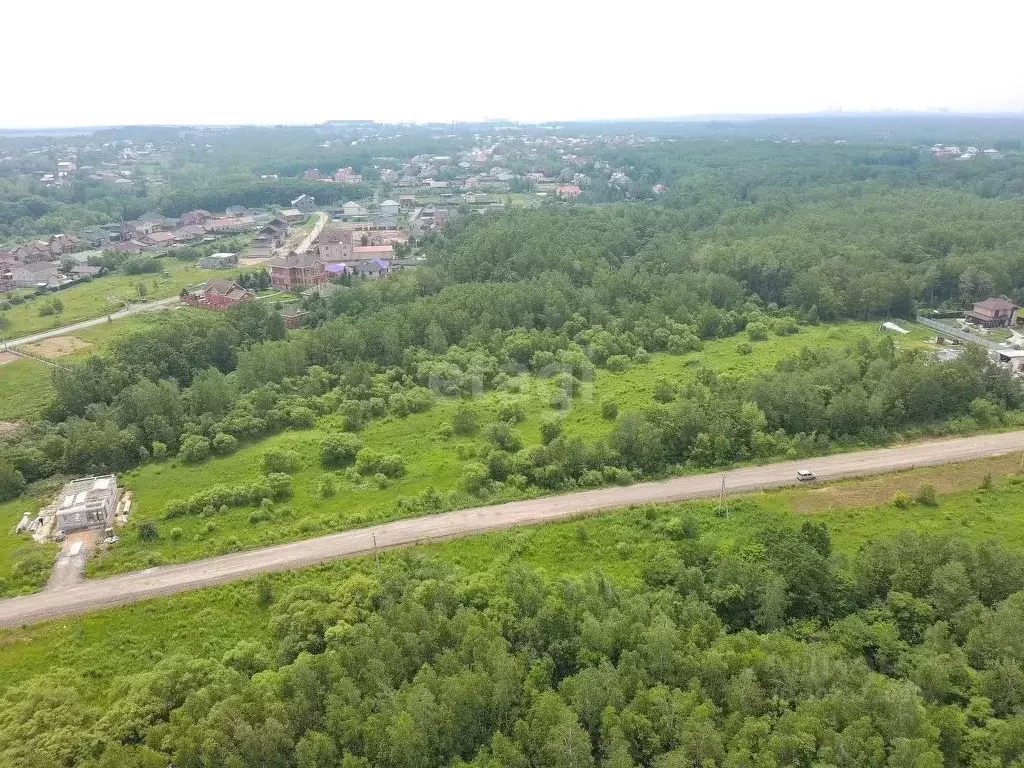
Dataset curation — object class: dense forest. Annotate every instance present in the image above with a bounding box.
[10,522,1024,767]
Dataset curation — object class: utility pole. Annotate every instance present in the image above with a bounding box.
[372,533,380,570]
[719,475,728,517]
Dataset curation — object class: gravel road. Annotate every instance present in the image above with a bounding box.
[1,430,1022,628]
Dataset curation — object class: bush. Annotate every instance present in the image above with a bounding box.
[916,485,938,507]
[893,491,913,509]
[261,448,302,474]
[653,379,677,404]
[317,474,336,498]
[0,464,26,501]
[212,432,238,455]
[737,342,754,356]
[540,414,564,445]
[633,348,651,364]
[178,435,211,464]
[601,400,619,420]
[138,521,159,541]
[497,399,527,424]
[747,322,770,341]
[266,472,293,499]
[486,421,523,453]
[151,441,168,460]
[459,462,490,495]
[980,473,994,490]
[355,449,406,478]
[321,433,363,467]
[605,355,631,372]
[452,405,479,436]
[169,527,183,541]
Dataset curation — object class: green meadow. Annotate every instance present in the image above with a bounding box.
[80,321,932,576]
[0,260,220,339]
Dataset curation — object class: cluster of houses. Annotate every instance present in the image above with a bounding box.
[0,233,102,290]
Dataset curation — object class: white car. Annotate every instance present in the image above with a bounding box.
[796,470,817,482]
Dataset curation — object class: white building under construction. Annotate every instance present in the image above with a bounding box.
[55,476,119,534]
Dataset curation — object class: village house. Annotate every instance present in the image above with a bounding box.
[183,279,255,310]
[334,167,363,183]
[556,185,582,200]
[179,210,213,227]
[54,475,119,535]
[352,244,395,261]
[279,304,309,329]
[172,224,207,243]
[316,228,353,263]
[303,168,322,181]
[139,231,176,249]
[291,194,317,214]
[342,201,368,219]
[268,250,327,290]
[379,199,400,218]
[12,260,60,287]
[198,252,238,269]
[108,240,145,255]
[204,216,257,233]
[969,297,1020,328]
[278,208,306,224]
[398,195,418,211]
[71,265,105,278]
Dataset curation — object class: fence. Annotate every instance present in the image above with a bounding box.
[915,315,1002,351]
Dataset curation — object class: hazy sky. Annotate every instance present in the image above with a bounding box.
[4,0,1023,128]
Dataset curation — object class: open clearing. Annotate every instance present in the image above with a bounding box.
[22,336,91,358]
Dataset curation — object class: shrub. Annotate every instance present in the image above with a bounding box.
[459,462,490,495]
[355,449,406,478]
[261,448,302,474]
[601,400,619,420]
[317,474,336,498]
[747,322,770,341]
[452,405,479,436]
[653,379,677,404]
[775,317,799,335]
[605,355,631,372]
[540,414,564,445]
[497,399,527,424]
[980,473,994,490]
[138,521,159,541]
[169,527,183,541]
[151,441,168,460]
[178,435,211,464]
[916,485,938,507]
[633,348,651,364]
[893,491,913,509]
[0,465,26,501]
[486,422,523,453]
[321,433,363,467]
[266,472,293,499]
[212,432,238,455]
[737,342,754,356]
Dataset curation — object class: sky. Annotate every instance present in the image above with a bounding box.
[4,0,1024,128]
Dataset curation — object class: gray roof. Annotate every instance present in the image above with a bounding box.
[269,250,322,268]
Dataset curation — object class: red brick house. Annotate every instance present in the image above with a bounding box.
[268,250,327,290]
[556,185,582,199]
[180,210,213,227]
[183,279,255,311]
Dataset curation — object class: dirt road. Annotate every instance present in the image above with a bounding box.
[1,430,1022,628]
[2,296,179,350]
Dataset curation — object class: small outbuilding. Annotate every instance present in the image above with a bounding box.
[55,476,119,534]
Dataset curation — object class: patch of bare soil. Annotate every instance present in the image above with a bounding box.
[23,336,91,358]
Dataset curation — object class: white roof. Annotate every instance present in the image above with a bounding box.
[380,199,399,206]
[92,477,111,490]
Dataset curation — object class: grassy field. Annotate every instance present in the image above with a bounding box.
[0,358,56,422]
[1,260,221,339]
[1,453,1023,702]
[0,309,196,424]
[70,320,934,576]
